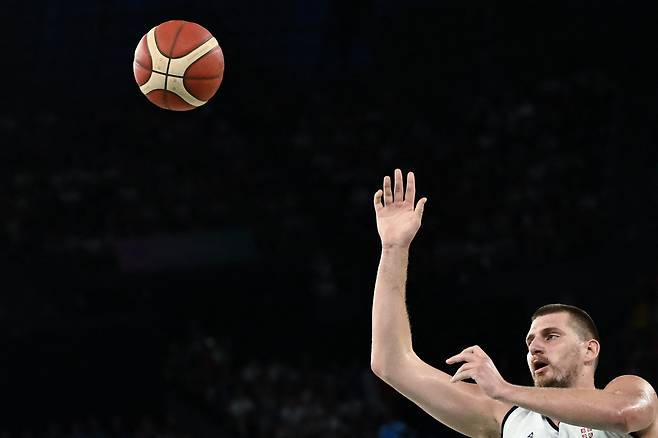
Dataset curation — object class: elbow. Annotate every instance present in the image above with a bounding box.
[370,355,390,381]
[612,408,632,434]
[370,352,413,384]
[617,406,651,435]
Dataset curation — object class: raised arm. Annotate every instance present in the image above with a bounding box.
[370,169,511,438]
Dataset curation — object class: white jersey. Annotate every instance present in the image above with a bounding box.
[502,406,638,438]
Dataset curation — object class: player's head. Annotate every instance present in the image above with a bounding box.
[526,304,600,388]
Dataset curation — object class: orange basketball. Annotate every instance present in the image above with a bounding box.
[133,20,225,111]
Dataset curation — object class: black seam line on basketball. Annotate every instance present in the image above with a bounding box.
[167,36,218,60]
[145,42,218,78]
[149,70,222,80]
[165,21,187,94]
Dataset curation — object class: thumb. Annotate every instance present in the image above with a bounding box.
[415,197,428,217]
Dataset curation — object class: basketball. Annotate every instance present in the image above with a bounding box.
[133,20,225,111]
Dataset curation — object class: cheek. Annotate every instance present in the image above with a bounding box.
[556,348,578,368]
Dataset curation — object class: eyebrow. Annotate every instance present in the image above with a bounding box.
[525,327,565,345]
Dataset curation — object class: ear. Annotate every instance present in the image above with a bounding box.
[584,339,600,365]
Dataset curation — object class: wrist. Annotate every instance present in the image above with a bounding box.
[381,242,411,251]
[494,381,517,402]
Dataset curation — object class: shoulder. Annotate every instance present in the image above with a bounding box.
[604,375,657,398]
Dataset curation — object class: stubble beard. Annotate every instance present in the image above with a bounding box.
[533,364,578,388]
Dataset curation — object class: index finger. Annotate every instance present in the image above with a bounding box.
[445,351,477,365]
[383,175,393,206]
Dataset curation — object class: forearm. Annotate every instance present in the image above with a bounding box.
[371,245,415,376]
[498,384,631,432]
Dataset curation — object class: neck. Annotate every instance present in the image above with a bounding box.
[572,370,596,389]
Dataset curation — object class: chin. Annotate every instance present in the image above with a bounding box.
[533,374,571,388]
[535,379,557,388]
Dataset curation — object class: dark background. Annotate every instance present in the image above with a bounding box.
[1,1,656,436]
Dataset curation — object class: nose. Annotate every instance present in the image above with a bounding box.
[528,338,543,355]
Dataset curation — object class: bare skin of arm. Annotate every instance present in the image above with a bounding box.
[370,169,511,438]
[496,376,658,434]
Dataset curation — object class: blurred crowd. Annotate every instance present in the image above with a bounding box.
[1,416,189,438]
[163,328,386,437]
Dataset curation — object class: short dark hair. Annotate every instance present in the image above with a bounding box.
[531,303,600,343]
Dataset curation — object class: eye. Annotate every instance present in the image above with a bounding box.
[546,334,559,341]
